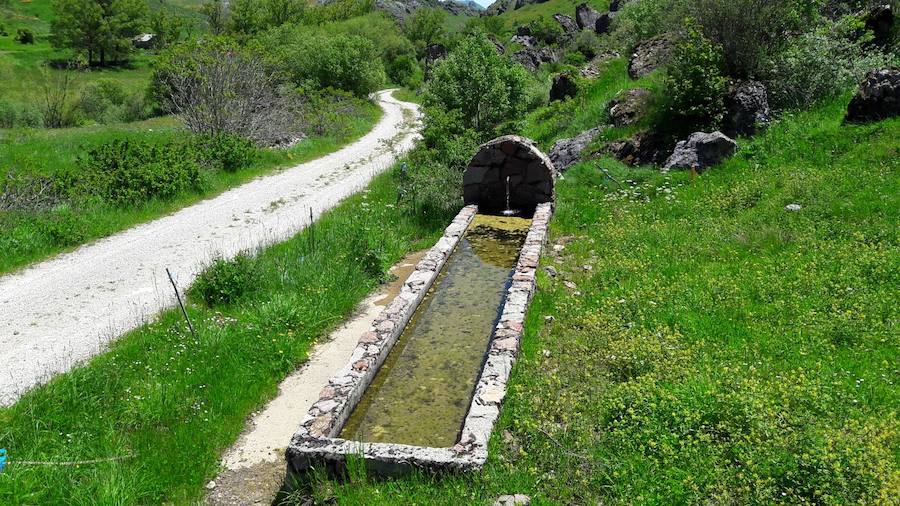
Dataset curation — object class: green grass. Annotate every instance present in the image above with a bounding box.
[0,0,203,110]
[284,101,899,503]
[392,87,424,105]
[0,167,453,505]
[0,101,382,274]
[497,0,610,29]
[522,58,664,152]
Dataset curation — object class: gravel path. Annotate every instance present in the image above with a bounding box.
[0,90,420,407]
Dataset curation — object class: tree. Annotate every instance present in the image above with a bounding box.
[424,35,530,135]
[403,7,446,54]
[265,0,306,27]
[50,0,147,66]
[201,0,227,35]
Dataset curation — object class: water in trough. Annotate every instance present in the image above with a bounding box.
[340,214,530,447]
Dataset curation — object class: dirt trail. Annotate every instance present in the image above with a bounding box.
[0,90,420,407]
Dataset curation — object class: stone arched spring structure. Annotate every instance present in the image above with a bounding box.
[463,135,556,214]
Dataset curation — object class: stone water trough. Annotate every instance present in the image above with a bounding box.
[286,136,555,476]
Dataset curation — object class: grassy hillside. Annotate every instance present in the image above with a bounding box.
[496,0,609,28]
[0,0,202,109]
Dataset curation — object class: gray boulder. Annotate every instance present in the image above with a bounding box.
[663,131,737,172]
[553,14,579,36]
[575,3,600,30]
[549,127,603,171]
[512,47,559,71]
[605,130,669,166]
[864,4,894,46]
[595,12,614,34]
[550,73,578,101]
[510,34,538,49]
[723,80,771,137]
[846,68,900,123]
[607,88,651,127]
[628,34,675,79]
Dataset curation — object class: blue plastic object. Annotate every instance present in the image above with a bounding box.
[0,448,7,472]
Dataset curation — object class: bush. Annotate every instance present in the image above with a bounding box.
[424,35,531,137]
[15,28,34,44]
[192,133,256,172]
[154,37,299,145]
[573,30,604,61]
[190,254,257,306]
[71,139,203,205]
[79,80,129,123]
[294,88,368,138]
[767,16,899,109]
[0,100,17,128]
[664,22,727,131]
[527,17,566,46]
[268,31,386,97]
[396,151,464,219]
[18,104,43,127]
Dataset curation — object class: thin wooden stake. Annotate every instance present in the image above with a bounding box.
[166,268,196,338]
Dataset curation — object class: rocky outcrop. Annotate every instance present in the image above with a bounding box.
[510,34,538,49]
[864,4,894,46]
[549,127,604,171]
[581,51,619,78]
[512,47,559,71]
[575,3,600,30]
[628,34,675,79]
[607,88,651,127]
[663,131,737,172]
[723,81,771,137]
[553,14,579,36]
[595,12,614,34]
[549,73,578,101]
[604,130,669,166]
[846,68,900,123]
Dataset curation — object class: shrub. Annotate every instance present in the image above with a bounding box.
[0,100,17,128]
[0,23,8,36]
[154,37,299,145]
[573,30,604,61]
[71,139,202,205]
[192,133,256,172]
[15,28,34,44]
[18,104,43,127]
[528,17,566,46]
[424,35,531,137]
[295,88,367,138]
[269,32,386,97]
[396,151,464,219]
[686,0,821,79]
[190,254,257,306]
[664,22,727,131]
[767,16,899,109]
[79,80,128,122]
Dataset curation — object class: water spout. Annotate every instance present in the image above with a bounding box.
[501,176,519,216]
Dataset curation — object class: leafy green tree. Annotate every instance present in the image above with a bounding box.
[50,0,147,66]
[403,7,446,54]
[228,0,263,37]
[201,0,227,35]
[149,9,185,49]
[424,35,530,135]
[264,0,307,27]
